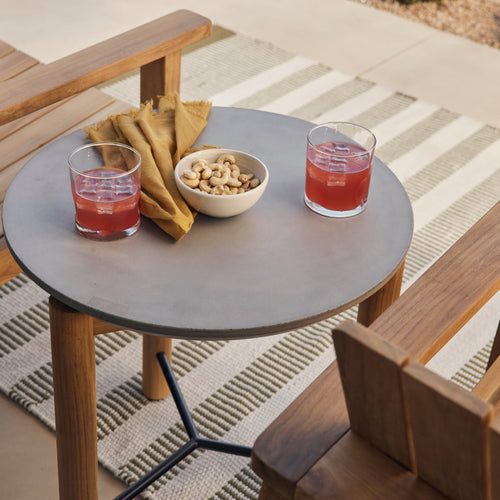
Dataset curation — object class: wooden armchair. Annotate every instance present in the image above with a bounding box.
[252,200,500,499]
[0,10,212,499]
[321,320,500,499]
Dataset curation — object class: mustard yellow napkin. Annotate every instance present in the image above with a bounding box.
[85,93,212,241]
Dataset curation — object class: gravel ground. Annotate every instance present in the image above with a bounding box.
[351,0,500,49]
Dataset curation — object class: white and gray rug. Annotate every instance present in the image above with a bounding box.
[1,26,500,499]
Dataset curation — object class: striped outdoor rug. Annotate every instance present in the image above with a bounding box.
[2,26,500,499]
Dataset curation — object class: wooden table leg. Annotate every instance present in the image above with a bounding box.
[357,259,406,326]
[49,296,98,500]
[142,334,172,400]
[140,46,184,402]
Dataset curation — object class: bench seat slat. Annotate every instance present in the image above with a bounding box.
[0,49,39,82]
[0,88,115,175]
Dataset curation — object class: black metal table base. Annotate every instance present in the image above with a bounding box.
[114,351,252,500]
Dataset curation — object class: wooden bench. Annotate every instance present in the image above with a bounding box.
[251,200,500,499]
[0,11,212,499]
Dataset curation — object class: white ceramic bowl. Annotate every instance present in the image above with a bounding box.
[174,149,269,218]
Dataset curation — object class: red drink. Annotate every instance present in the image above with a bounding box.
[71,167,140,236]
[305,141,372,215]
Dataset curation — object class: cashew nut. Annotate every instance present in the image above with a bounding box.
[217,154,236,165]
[226,176,242,188]
[183,170,199,180]
[180,153,261,196]
[192,159,208,173]
[209,171,230,186]
[199,179,212,193]
[238,173,254,183]
[181,175,200,188]
[211,185,226,195]
[200,167,213,179]
[229,165,240,178]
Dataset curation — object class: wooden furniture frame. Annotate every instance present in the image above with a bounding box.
[1,10,212,499]
[252,200,500,499]
[325,321,500,499]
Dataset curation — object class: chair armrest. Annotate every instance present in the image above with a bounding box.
[371,200,500,363]
[0,10,211,126]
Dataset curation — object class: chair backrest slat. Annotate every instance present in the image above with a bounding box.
[333,322,415,470]
[402,362,492,500]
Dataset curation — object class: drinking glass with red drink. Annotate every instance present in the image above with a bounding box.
[69,142,141,240]
[305,122,376,218]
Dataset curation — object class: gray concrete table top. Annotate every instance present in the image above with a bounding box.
[3,107,413,340]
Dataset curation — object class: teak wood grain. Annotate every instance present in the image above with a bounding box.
[0,41,14,58]
[0,49,38,81]
[0,89,113,174]
[333,322,414,470]
[487,320,500,369]
[356,258,405,326]
[403,362,493,500]
[0,10,211,125]
[142,335,173,399]
[295,432,446,500]
[140,51,182,108]
[251,364,349,499]
[490,417,500,500]
[472,355,500,413]
[371,200,500,363]
[49,296,98,500]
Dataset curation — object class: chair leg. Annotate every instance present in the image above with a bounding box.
[142,334,172,399]
[357,259,405,326]
[140,50,181,107]
[0,246,22,287]
[49,296,98,500]
[257,483,290,499]
[487,319,500,369]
